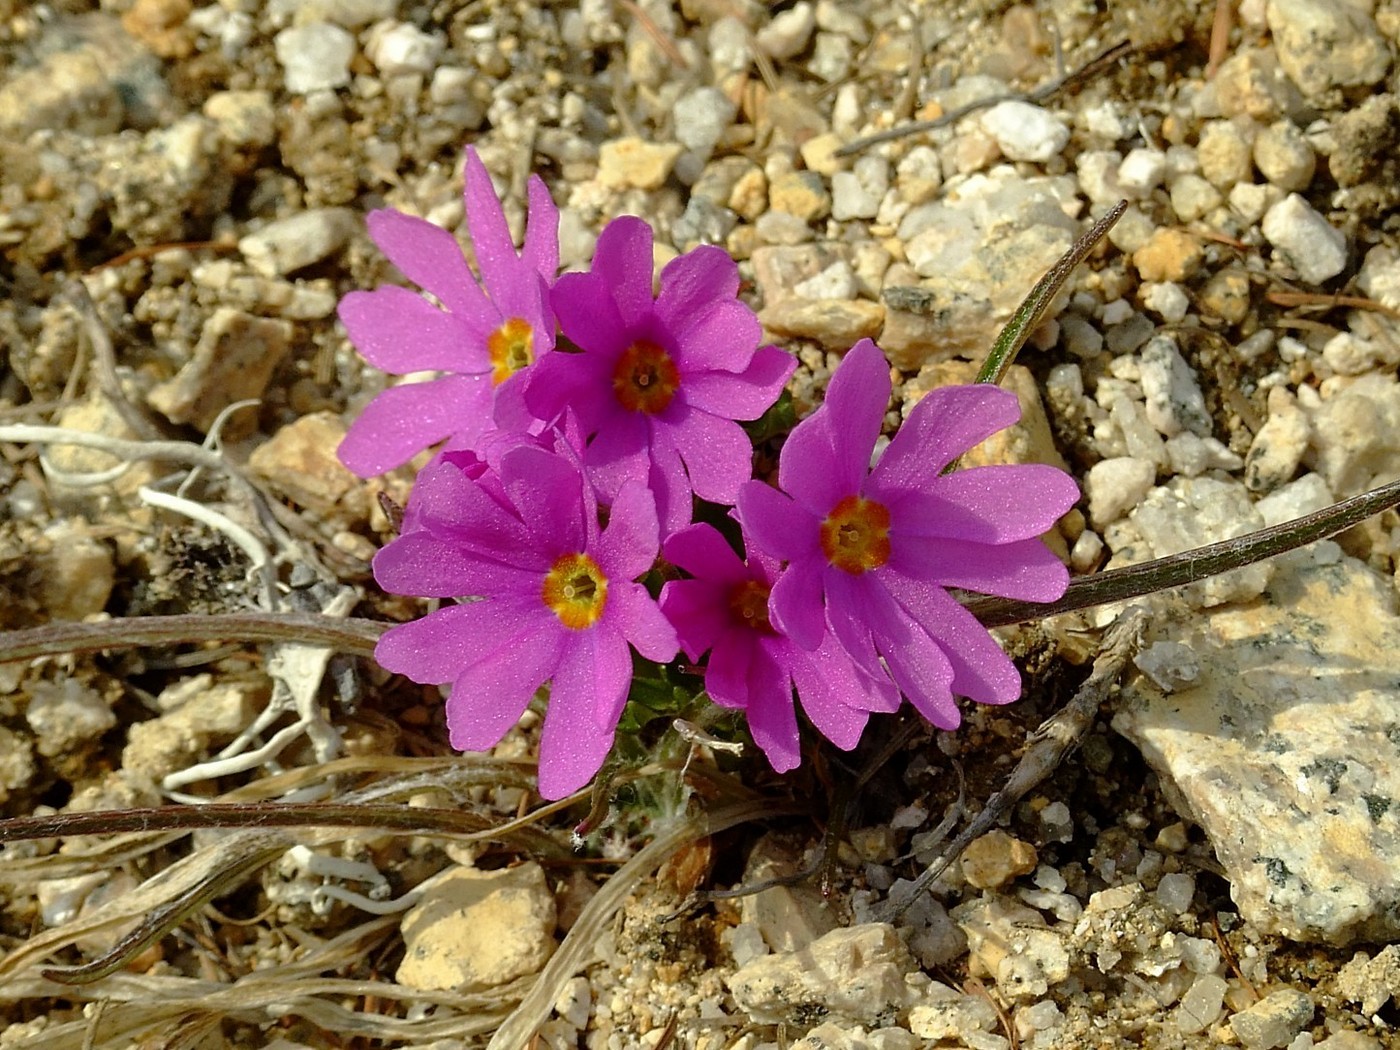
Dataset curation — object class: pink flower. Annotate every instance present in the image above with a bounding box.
[736,339,1078,729]
[338,147,560,476]
[373,444,678,799]
[659,523,898,772]
[525,216,794,535]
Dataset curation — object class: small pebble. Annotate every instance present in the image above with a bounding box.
[274,23,355,94]
[980,100,1070,162]
[1262,193,1347,284]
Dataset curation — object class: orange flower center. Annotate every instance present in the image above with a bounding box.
[541,552,608,629]
[820,495,891,575]
[728,579,775,634]
[612,340,681,414]
[487,317,534,385]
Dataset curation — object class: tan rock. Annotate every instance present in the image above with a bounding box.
[768,170,830,222]
[597,137,682,191]
[759,298,883,349]
[397,863,557,991]
[1132,228,1205,283]
[146,307,293,434]
[248,412,368,522]
[960,830,1038,889]
[46,395,159,499]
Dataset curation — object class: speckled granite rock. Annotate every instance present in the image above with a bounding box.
[1114,550,1400,945]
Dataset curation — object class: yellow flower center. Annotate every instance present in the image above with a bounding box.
[728,579,775,634]
[612,340,681,414]
[820,495,891,575]
[541,552,608,629]
[487,317,534,385]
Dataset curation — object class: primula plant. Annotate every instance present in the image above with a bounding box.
[344,147,1080,799]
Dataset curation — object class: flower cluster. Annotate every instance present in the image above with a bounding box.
[343,147,1079,799]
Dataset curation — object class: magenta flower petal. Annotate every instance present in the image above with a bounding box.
[667,408,754,506]
[340,149,561,475]
[668,301,762,373]
[870,384,1022,489]
[659,578,731,662]
[549,271,627,357]
[374,444,670,800]
[524,347,616,430]
[500,445,590,554]
[594,480,661,583]
[365,209,489,319]
[703,624,755,707]
[735,481,820,564]
[740,648,800,772]
[609,580,680,663]
[682,345,796,419]
[537,629,633,798]
[539,216,789,535]
[788,338,888,502]
[339,287,488,375]
[580,410,651,500]
[767,559,827,650]
[521,174,561,278]
[642,427,694,537]
[749,337,1079,737]
[376,597,547,684]
[664,522,748,582]
[339,374,489,477]
[890,536,1070,601]
[446,620,564,752]
[787,642,874,748]
[884,576,1023,706]
[589,216,655,328]
[890,466,1080,543]
[655,244,741,337]
[373,533,542,597]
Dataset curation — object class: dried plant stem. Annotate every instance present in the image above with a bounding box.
[0,802,568,853]
[0,612,386,665]
[966,475,1400,627]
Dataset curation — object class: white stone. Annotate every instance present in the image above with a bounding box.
[1175,974,1228,1035]
[1140,335,1212,437]
[364,20,443,77]
[1169,173,1224,222]
[1262,193,1347,284]
[727,924,915,1025]
[794,260,858,300]
[674,86,736,155]
[1116,554,1400,945]
[25,680,115,758]
[1245,390,1311,492]
[1140,282,1190,323]
[274,23,355,94]
[1254,120,1315,191]
[1117,147,1167,196]
[1134,641,1201,693]
[239,207,358,277]
[980,100,1070,163]
[1086,456,1155,529]
[832,157,889,221]
[1357,244,1400,309]
[1076,149,1125,207]
[1229,987,1315,1049]
[1266,0,1392,95]
[1165,432,1243,477]
[756,1,815,60]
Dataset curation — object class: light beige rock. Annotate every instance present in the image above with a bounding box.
[597,137,683,190]
[397,862,557,991]
[759,298,883,349]
[146,307,293,434]
[248,412,368,522]
[960,830,1038,889]
[1114,553,1400,945]
[727,923,915,1026]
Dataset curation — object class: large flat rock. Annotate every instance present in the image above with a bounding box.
[1114,548,1400,945]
